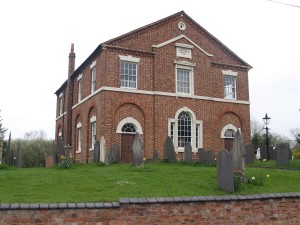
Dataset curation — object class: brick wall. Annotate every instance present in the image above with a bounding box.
[1,194,300,224]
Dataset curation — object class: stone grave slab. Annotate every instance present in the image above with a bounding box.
[276,143,290,165]
[132,132,144,167]
[93,141,100,163]
[205,150,214,164]
[198,148,205,163]
[99,136,106,163]
[230,129,245,175]
[245,144,255,163]
[113,144,120,163]
[163,136,176,163]
[217,149,234,193]
[183,142,192,163]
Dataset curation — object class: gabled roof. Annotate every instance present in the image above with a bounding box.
[55,10,252,95]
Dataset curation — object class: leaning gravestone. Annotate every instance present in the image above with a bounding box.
[217,149,234,193]
[132,132,144,168]
[245,144,255,163]
[198,148,205,163]
[58,138,65,157]
[105,148,112,166]
[276,143,290,165]
[113,144,120,163]
[163,136,177,163]
[205,150,214,164]
[153,149,160,162]
[99,136,106,163]
[230,129,245,176]
[183,142,192,163]
[93,141,100,163]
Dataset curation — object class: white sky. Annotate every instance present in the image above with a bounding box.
[0,0,299,140]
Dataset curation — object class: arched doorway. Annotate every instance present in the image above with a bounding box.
[116,117,143,163]
[221,124,237,151]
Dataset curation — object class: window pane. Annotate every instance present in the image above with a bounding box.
[224,75,236,99]
[177,112,191,147]
[120,61,137,88]
[177,69,191,94]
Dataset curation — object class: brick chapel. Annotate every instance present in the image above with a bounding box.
[55,11,252,163]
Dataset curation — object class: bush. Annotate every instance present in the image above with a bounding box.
[57,154,73,169]
[0,163,8,170]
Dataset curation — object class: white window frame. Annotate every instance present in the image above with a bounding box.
[116,117,143,134]
[90,116,96,149]
[76,122,82,153]
[168,107,203,152]
[119,55,140,89]
[175,61,195,95]
[220,124,238,138]
[222,70,238,100]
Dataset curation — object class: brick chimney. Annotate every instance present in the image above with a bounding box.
[68,43,76,77]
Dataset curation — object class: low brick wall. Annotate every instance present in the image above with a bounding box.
[1,193,300,224]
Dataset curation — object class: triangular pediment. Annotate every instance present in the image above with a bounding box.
[152,34,213,57]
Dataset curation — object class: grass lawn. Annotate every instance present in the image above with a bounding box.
[0,161,299,203]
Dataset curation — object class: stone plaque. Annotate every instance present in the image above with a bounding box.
[176,47,192,58]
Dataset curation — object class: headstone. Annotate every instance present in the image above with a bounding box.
[205,150,214,164]
[260,146,268,161]
[269,147,276,160]
[16,142,22,168]
[276,143,290,165]
[198,148,205,163]
[113,144,120,163]
[245,144,255,163]
[183,142,192,163]
[153,149,160,162]
[99,136,106,163]
[132,132,144,167]
[217,149,234,193]
[230,129,245,175]
[105,148,112,166]
[93,141,100,163]
[163,136,176,163]
[65,145,70,159]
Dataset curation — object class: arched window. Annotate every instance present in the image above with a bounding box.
[168,107,203,152]
[224,129,235,138]
[178,112,192,147]
[121,123,136,133]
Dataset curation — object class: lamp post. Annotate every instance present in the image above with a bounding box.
[263,113,271,160]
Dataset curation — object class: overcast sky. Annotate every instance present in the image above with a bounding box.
[0,0,299,140]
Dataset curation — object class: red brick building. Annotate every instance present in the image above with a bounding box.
[55,11,252,163]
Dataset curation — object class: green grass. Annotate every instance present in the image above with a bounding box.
[0,162,299,203]
[247,159,300,169]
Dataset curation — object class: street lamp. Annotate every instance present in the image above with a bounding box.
[263,113,271,160]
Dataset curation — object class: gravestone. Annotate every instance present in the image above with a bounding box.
[132,132,144,167]
[65,145,70,159]
[269,147,276,160]
[198,148,205,163]
[99,136,106,163]
[230,129,245,175]
[16,142,22,168]
[260,146,268,161]
[163,136,176,163]
[276,143,290,165]
[205,150,214,164]
[245,144,255,163]
[153,149,160,162]
[183,142,192,163]
[105,148,112,166]
[217,149,234,193]
[93,141,100,163]
[113,144,120,163]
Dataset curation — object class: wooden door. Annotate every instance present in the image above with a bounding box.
[224,138,234,151]
[121,134,135,163]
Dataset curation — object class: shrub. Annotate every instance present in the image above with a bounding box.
[57,154,73,169]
